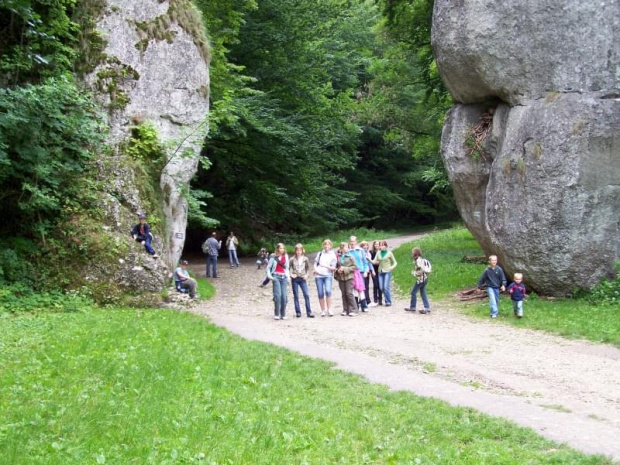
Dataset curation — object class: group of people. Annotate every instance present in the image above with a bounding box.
[262,236,425,320]
[202,231,242,278]
[131,215,525,319]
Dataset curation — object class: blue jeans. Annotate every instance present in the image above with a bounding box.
[206,254,218,277]
[378,272,392,305]
[487,287,500,316]
[292,277,312,316]
[228,249,239,267]
[513,300,523,317]
[272,274,288,318]
[410,279,430,311]
[135,234,156,255]
[315,275,333,299]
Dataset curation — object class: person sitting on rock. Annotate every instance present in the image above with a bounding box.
[130,213,158,258]
[174,260,197,299]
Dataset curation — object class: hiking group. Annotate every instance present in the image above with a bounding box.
[129,220,526,319]
[256,235,432,321]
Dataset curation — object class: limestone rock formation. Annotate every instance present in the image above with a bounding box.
[84,0,209,293]
[433,0,620,295]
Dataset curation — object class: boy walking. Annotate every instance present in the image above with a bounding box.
[507,272,526,318]
[477,255,506,318]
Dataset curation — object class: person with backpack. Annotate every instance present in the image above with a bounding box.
[203,232,222,278]
[405,247,432,314]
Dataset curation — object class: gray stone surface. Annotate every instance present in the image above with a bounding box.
[442,95,620,295]
[432,0,620,105]
[434,1,620,295]
[84,0,209,292]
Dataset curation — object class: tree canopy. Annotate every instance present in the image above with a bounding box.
[190,0,455,245]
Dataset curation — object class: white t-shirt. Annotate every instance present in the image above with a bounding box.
[314,250,337,277]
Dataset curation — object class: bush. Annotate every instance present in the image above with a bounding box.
[587,264,620,306]
[0,77,104,241]
[0,285,93,314]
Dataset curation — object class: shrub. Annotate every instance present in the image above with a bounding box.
[587,264,620,306]
[0,284,93,314]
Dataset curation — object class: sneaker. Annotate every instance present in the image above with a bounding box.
[385,303,392,307]
[307,313,315,318]
[327,310,334,317]
[274,316,280,320]
[419,309,430,314]
[341,311,347,316]
[320,311,326,317]
[404,308,416,312]
[296,314,302,318]
[491,315,497,319]
[152,254,159,258]
[369,302,378,307]
[281,316,287,320]
[361,307,369,312]
[348,312,357,317]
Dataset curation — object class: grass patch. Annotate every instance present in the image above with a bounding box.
[392,226,620,347]
[462,298,620,346]
[0,308,613,464]
[392,225,484,298]
[540,404,572,413]
[194,274,215,301]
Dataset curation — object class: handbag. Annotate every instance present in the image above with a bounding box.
[353,269,366,292]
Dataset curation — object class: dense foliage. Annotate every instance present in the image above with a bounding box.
[0,0,457,290]
[190,0,456,245]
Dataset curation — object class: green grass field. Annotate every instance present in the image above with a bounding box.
[0,308,613,464]
[392,226,620,347]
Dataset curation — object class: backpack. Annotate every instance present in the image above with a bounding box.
[421,258,432,274]
[201,240,209,254]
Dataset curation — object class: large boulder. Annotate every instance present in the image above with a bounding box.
[433,1,620,295]
[83,0,210,292]
[432,0,620,105]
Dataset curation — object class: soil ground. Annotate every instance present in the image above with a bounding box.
[187,233,620,461]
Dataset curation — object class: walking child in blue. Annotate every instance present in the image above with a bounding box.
[507,272,526,318]
[477,255,506,318]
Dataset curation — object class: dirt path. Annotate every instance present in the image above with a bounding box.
[188,233,620,461]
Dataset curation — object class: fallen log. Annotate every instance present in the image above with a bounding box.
[461,255,488,264]
[457,287,487,301]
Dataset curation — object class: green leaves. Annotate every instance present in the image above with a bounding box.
[0,0,80,84]
[0,77,104,240]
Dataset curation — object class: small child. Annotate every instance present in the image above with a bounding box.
[507,272,526,318]
[477,255,506,318]
[257,247,269,270]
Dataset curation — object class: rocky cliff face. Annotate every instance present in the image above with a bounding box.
[433,1,619,295]
[83,0,209,293]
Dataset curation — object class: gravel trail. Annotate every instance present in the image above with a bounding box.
[187,233,620,461]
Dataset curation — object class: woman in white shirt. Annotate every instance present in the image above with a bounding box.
[313,239,337,317]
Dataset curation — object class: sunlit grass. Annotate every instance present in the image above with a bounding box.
[392,226,620,347]
[0,309,612,464]
[392,225,484,297]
